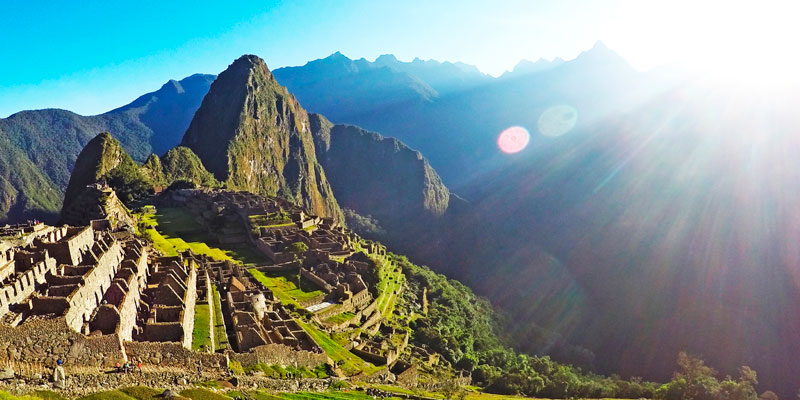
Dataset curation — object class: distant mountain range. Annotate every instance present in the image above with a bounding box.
[6,43,800,397]
[0,73,214,221]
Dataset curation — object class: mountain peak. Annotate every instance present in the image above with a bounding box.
[375,54,399,63]
[181,55,343,221]
[591,40,609,51]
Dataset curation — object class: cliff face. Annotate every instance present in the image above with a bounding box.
[181,55,342,221]
[310,113,449,226]
[62,132,138,211]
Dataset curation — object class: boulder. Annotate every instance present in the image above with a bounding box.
[0,367,15,380]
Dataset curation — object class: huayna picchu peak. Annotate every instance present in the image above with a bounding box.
[181,55,343,222]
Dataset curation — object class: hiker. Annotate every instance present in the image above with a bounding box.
[136,358,143,373]
[52,359,66,389]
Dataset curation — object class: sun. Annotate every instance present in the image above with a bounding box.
[616,1,800,87]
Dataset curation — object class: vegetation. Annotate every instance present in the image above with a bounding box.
[654,352,759,400]
[296,319,381,375]
[248,269,323,306]
[179,388,230,400]
[191,302,212,351]
[394,253,658,398]
[286,241,309,254]
[138,206,267,264]
[374,255,404,318]
[160,146,220,188]
[341,209,385,236]
[210,283,228,350]
[325,311,356,324]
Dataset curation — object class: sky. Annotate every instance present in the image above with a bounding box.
[1,0,798,117]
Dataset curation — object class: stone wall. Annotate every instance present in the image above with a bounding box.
[180,266,197,348]
[41,226,94,266]
[64,240,124,333]
[116,251,148,340]
[0,257,56,318]
[124,341,226,369]
[0,317,124,368]
[229,344,330,369]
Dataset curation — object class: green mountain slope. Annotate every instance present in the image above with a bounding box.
[182,55,342,221]
[310,113,449,236]
[0,74,214,223]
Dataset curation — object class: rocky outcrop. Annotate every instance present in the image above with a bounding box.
[181,55,342,222]
[59,184,134,228]
[62,132,143,212]
[310,113,449,227]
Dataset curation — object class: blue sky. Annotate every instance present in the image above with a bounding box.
[1,0,796,117]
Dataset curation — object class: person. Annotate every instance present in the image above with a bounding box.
[115,362,121,373]
[136,358,142,373]
[52,359,66,389]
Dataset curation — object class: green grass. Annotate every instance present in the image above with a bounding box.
[118,387,165,400]
[30,392,66,400]
[211,284,227,350]
[325,311,356,324]
[76,390,137,400]
[296,320,381,376]
[192,303,212,351]
[140,207,269,265]
[179,388,230,400]
[0,392,40,400]
[248,269,301,307]
[247,269,324,305]
[374,258,404,318]
[247,269,325,308]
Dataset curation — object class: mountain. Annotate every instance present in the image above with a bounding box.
[0,132,61,222]
[500,57,565,79]
[272,52,437,130]
[181,55,342,221]
[272,43,649,186]
[61,132,153,212]
[309,113,450,239]
[106,73,216,156]
[371,53,492,93]
[270,44,800,397]
[0,74,214,223]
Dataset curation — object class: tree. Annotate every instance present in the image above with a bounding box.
[287,241,309,254]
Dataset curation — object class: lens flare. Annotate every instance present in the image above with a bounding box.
[497,126,530,154]
[538,105,578,137]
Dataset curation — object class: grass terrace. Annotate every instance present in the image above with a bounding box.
[374,257,404,319]
[296,320,382,376]
[137,206,268,265]
[325,311,356,324]
[191,302,212,351]
[210,284,228,350]
[247,269,323,307]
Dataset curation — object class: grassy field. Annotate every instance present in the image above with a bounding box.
[248,269,302,308]
[210,284,227,350]
[192,303,212,351]
[296,320,382,376]
[247,269,323,306]
[325,311,356,324]
[140,207,268,265]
